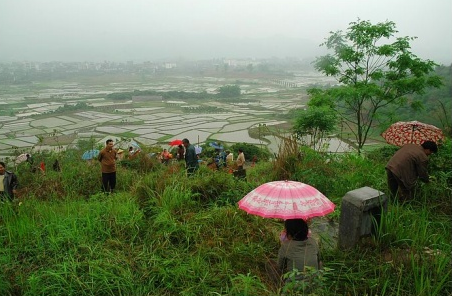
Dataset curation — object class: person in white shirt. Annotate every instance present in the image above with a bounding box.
[236,149,245,170]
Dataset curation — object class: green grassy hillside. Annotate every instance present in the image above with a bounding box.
[1,139,451,296]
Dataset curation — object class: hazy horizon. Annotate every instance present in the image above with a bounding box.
[1,0,451,64]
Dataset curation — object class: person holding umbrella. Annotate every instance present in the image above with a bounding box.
[98,139,117,193]
[239,180,333,289]
[266,219,321,289]
[385,140,438,201]
[182,138,199,176]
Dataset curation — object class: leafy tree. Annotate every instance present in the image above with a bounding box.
[77,136,100,151]
[217,85,241,98]
[312,19,443,152]
[106,92,132,100]
[294,110,337,152]
[393,65,451,135]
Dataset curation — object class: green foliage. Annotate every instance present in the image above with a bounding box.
[119,152,159,174]
[1,138,451,296]
[182,105,225,113]
[282,267,334,295]
[389,65,452,137]
[217,85,241,98]
[161,90,210,100]
[52,102,93,114]
[313,19,443,152]
[229,142,270,162]
[106,89,211,101]
[106,92,132,100]
[272,135,303,181]
[188,169,250,203]
[228,273,269,296]
[293,106,338,151]
[1,194,143,295]
[76,136,100,151]
[424,138,452,211]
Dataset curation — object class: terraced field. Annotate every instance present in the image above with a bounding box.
[0,72,351,158]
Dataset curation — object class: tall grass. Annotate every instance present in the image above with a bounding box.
[1,139,451,295]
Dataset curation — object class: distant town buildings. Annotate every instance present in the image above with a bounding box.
[0,57,315,85]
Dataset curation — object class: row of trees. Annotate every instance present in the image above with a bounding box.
[106,86,242,101]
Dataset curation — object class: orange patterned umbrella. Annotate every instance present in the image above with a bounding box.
[381,121,444,147]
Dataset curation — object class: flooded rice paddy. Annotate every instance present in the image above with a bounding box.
[0,73,350,158]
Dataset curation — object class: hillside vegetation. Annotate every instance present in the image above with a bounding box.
[1,138,451,296]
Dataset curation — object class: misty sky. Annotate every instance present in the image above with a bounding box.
[1,0,451,64]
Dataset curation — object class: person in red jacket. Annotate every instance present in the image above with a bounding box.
[161,149,170,165]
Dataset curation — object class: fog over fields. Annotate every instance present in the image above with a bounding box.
[0,0,451,64]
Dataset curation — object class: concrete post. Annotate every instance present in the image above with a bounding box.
[338,186,388,249]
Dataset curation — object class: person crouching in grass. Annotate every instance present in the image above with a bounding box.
[266,219,322,293]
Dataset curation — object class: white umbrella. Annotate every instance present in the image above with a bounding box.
[15,153,32,164]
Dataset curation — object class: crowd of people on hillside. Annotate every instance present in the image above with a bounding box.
[4,139,439,203]
[95,138,248,191]
[152,140,246,175]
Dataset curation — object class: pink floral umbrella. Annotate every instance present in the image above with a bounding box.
[238,180,335,220]
[381,121,444,147]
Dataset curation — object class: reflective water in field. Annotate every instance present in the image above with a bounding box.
[0,73,353,159]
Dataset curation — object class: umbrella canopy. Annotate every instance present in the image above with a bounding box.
[82,149,100,160]
[129,141,140,149]
[15,153,32,165]
[381,121,445,147]
[169,139,183,146]
[195,145,202,154]
[238,180,335,220]
[209,142,224,150]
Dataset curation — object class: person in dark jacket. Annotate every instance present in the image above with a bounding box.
[182,138,199,176]
[52,159,61,172]
[0,161,19,201]
[385,140,438,201]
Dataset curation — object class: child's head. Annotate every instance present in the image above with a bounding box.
[284,219,309,241]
